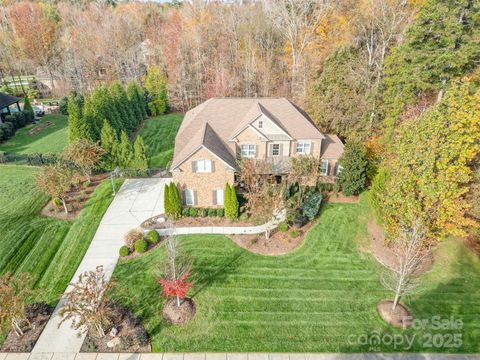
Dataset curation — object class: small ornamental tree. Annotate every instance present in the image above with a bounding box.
[0,273,34,337]
[164,183,172,217]
[335,140,368,196]
[157,235,192,308]
[170,183,182,219]
[36,164,75,214]
[59,266,116,338]
[62,139,105,181]
[224,183,232,218]
[23,96,33,114]
[229,185,239,219]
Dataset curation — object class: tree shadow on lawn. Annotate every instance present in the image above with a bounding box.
[337,240,480,353]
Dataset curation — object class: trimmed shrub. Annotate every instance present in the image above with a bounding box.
[302,192,323,221]
[189,207,198,217]
[59,96,69,115]
[124,229,144,250]
[239,212,249,221]
[119,245,130,257]
[52,197,61,207]
[289,229,301,238]
[13,112,26,129]
[216,208,224,217]
[294,213,308,228]
[134,239,148,253]
[198,208,207,217]
[181,207,190,217]
[145,230,160,245]
[278,222,289,232]
[208,208,216,217]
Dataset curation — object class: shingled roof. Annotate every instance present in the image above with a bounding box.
[171,97,324,170]
[0,92,20,110]
[321,134,344,160]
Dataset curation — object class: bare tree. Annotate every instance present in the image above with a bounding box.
[59,265,115,338]
[0,273,34,337]
[264,0,331,101]
[36,164,75,214]
[381,219,431,311]
[289,155,320,206]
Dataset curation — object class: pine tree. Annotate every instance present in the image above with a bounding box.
[171,183,181,219]
[99,120,118,170]
[89,86,121,133]
[335,141,368,196]
[109,82,136,133]
[127,81,145,125]
[224,183,232,219]
[131,136,149,174]
[23,95,34,122]
[230,185,239,219]
[67,92,90,142]
[117,131,133,168]
[164,183,171,217]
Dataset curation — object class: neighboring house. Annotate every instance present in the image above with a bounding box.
[171,98,344,207]
[0,92,21,123]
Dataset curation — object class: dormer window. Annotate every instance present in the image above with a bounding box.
[258,120,263,129]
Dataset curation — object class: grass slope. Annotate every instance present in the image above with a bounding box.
[138,113,183,168]
[0,114,68,154]
[0,165,121,305]
[113,198,480,353]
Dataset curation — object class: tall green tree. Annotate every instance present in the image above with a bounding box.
[170,183,181,219]
[109,81,136,133]
[335,141,368,196]
[374,75,480,241]
[164,183,172,217]
[382,0,480,131]
[67,92,89,142]
[230,185,239,219]
[116,131,133,168]
[143,66,168,116]
[131,136,149,174]
[99,120,118,170]
[224,183,232,218]
[127,81,146,125]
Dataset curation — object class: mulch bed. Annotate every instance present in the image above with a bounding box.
[377,300,413,328]
[368,218,433,274]
[81,302,150,353]
[27,121,53,136]
[325,193,359,203]
[141,214,255,229]
[229,222,313,256]
[162,298,196,325]
[41,174,108,221]
[0,303,53,352]
[120,237,165,260]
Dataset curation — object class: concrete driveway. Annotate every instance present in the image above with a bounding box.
[33,178,170,353]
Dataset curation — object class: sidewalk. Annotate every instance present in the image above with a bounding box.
[32,178,170,353]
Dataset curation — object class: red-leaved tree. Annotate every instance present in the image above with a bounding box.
[158,271,192,307]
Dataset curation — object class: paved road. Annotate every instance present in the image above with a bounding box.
[33,178,170,353]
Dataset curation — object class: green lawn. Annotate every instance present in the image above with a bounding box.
[0,165,121,306]
[0,114,68,154]
[137,113,183,168]
[112,198,480,353]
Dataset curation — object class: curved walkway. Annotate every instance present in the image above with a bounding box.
[33,178,170,353]
[154,210,286,237]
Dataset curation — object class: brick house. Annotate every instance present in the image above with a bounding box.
[171,98,344,207]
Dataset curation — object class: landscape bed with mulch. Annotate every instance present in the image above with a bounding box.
[41,174,108,220]
[27,121,53,136]
[81,302,150,353]
[0,303,53,352]
[141,213,256,229]
[229,221,313,256]
[163,298,196,325]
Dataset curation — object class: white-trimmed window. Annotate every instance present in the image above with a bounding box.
[184,189,194,206]
[320,159,329,176]
[240,144,256,158]
[296,140,311,155]
[335,164,344,176]
[214,189,224,205]
[258,120,263,129]
[195,159,212,173]
[272,143,280,156]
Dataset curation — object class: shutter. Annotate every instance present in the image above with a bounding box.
[212,190,217,205]
[254,145,258,158]
[193,190,198,206]
[181,190,186,205]
[292,142,297,154]
[191,161,197,173]
[268,144,273,156]
[279,144,284,156]
[310,142,314,155]
[211,160,215,172]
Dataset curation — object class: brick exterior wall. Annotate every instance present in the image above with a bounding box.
[172,147,235,207]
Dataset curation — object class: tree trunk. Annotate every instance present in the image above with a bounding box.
[61,197,69,214]
[12,318,24,337]
[176,295,180,308]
